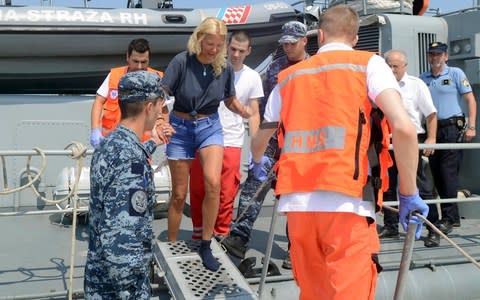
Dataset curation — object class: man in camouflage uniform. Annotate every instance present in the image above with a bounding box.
[84,71,172,299]
[221,21,310,269]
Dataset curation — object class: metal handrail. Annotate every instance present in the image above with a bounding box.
[0,149,94,156]
[0,207,88,217]
[0,142,478,157]
[384,196,480,206]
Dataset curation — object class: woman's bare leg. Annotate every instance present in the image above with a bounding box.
[167,159,192,241]
[198,145,224,240]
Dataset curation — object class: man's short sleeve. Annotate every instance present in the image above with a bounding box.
[96,73,111,98]
[366,55,400,102]
[249,71,264,100]
[452,67,473,95]
[416,78,437,118]
[264,84,281,122]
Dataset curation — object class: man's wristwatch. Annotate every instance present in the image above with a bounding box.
[467,126,476,130]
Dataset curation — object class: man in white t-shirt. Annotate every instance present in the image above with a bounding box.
[189,31,263,239]
[249,5,428,299]
[379,49,438,242]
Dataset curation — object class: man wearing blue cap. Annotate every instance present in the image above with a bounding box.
[420,41,477,247]
[221,21,309,269]
[84,71,174,299]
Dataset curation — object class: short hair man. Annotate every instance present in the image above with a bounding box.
[84,71,172,299]
[221,21,309,269]
[189,31,263,239]
[419,41,477,245]
[249,5,428,299]
[90,38,166,148]
[378,49,437,241]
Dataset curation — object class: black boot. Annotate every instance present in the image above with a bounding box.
[424,231,440,248]
[378,227,400,238]
[221,235,247,259]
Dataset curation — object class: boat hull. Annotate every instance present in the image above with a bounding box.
[0,2,298,93]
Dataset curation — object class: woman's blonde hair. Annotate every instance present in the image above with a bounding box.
[187,17,227,77]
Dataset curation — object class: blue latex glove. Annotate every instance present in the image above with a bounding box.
[399,190,429,239]
[250,155,271,182]
[89,128,104,148]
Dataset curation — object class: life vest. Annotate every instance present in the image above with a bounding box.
[101,66,163,141]
[275,50,392,210]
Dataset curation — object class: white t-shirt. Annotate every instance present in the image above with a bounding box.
[398,72,437,134]
[264,43,400,218]
[219,65,263,147]
[96,73,111,98]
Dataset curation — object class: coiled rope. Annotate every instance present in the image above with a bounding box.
[0,141,87,300]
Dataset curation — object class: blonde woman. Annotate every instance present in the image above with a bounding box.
[161,17,252,271]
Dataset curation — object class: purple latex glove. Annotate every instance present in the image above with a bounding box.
[399,190,429,239]
[250,155,271,182]
[89,128,104,148]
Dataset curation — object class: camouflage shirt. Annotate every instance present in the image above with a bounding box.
[87,125,156,282]
[260,53,310,118]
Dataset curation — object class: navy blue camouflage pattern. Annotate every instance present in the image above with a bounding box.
[232,137,278,242]
[278,21,307,44]
[84,125,156,300]
[260,53,310,118]
[118,70,165,103]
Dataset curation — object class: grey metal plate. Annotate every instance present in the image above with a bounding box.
[154,240,258,300]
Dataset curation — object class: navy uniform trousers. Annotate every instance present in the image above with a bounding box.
[230,136,279,242]
[427,123,463,227]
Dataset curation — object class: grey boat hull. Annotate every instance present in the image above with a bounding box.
[0,2,298,93]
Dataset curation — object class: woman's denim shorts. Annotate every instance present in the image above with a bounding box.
[166,112,224,160]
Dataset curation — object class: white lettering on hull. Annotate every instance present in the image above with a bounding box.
[0,9,147,25]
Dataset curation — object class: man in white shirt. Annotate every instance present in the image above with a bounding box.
[189,31,263,240]
[249,5,428,299]
[379,49,437,244]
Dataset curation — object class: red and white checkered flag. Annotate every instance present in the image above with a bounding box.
[217,5,251,24]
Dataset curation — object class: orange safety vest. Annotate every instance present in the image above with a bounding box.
[275,50,392,210]
[101,66,163,141]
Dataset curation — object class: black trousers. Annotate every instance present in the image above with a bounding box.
[427,124,462,227]
[383,135,435,230]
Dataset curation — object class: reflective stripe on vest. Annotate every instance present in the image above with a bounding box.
[282,126,345,153]
[278,63,367,89]
[275,50,391,204]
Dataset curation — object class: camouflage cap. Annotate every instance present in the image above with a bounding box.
[428,41,448,54]
[118,70,165,103]
[278,21,307,44]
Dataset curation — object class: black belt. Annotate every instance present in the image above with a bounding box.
[437,116,464,128]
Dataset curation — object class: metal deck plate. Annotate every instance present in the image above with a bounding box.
[154,239,258,300]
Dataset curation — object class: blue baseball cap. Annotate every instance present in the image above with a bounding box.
[278,21,307,44]
[118,71,165,103]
